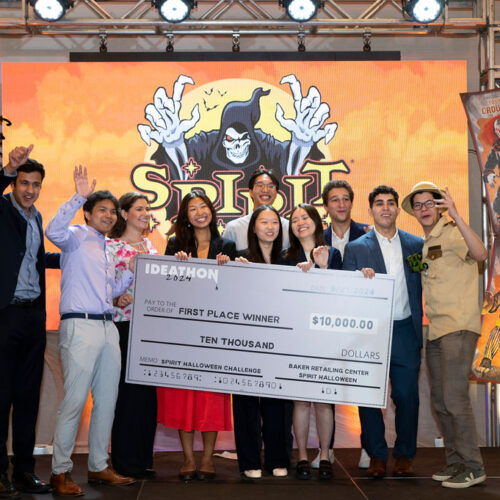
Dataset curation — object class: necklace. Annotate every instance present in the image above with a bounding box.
[126,239,147,253]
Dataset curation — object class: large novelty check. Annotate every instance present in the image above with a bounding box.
[127,255,395,408]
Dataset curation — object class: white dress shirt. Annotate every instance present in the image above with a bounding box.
[330,225,350,258]
[374,228,411,321]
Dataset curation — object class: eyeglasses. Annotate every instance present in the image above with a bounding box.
[253,182,277,191]
[412,200,436,211]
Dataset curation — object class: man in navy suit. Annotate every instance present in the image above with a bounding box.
[319,179,369,469]
[322,180,369,257]
[0,146,59,498]
[343,185,423,479]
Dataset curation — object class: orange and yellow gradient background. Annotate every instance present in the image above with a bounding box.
[2,60,468,447]
[2,60,468,330]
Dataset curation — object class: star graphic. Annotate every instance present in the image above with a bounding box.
[149,213,160,231]
[182,158,202,178]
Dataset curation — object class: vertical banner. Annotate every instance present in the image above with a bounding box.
[474,239,500,381]
[461,89,500,234]
[461,89,500,381]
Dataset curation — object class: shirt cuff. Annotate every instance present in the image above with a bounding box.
[1,168,16,178]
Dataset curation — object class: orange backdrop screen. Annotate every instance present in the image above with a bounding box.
[1,60,468,330]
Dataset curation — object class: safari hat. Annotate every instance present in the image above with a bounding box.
[402,181,443,216]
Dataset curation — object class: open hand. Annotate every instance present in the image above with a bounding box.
[74,165,96,198]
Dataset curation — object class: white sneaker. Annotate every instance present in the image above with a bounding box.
[358,448,370,469]
[272,468,288,477]
[311,449,334,469]
[243,469,262,478]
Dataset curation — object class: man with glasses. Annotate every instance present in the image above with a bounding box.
[223,166,289,251]
[402,182,487,489]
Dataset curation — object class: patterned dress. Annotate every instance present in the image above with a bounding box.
[106,237,159,475]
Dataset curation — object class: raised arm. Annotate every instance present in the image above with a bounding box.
[45,166,96,251]
[437,187,487,262]
[1,145,34,196]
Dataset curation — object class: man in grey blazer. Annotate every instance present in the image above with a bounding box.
[343,185,423,479]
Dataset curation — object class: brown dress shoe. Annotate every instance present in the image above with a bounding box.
[50,472,84,496]
[367,457,386,479]
[393,456,413,477]
[87,468,135,486]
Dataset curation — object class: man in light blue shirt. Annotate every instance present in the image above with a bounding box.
[46,166,136,496]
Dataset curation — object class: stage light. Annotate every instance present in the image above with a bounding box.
[30,0,73,21]
[153,0,196,23]
[403,0,444,23]
[280,0,323,23]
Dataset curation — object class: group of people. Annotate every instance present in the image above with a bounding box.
[0,145,488,498]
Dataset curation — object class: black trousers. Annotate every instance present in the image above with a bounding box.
[232,394,293,473]
[328,405,336,449]
[111,321,158,475]
[0,304,45,475]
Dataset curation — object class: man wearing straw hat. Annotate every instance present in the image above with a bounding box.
[402,181,487,489]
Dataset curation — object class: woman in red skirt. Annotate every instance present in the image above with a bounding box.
[157,190,235,481]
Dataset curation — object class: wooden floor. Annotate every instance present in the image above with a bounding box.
[19,448,500,500]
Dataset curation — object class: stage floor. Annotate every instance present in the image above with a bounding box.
[21,448,499,499]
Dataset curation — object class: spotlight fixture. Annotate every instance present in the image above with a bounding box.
[153,0,196,23]
[280,0,323,23]
[402,0,444,24]
[29,0,73,22]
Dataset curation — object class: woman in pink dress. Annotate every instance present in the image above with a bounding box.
[107,192,158,479]
[157,190,235,481]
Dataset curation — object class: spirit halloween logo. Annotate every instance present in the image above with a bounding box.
[132,74,348,234]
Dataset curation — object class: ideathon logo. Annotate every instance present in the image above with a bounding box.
[144,262,219,283]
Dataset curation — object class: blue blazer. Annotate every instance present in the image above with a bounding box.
[324,219,369,247]
[342,228,423,348]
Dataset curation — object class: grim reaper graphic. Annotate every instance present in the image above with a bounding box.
[138,74,337,181]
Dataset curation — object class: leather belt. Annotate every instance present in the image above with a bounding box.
[60,313,113,321]
[10,297,41,308]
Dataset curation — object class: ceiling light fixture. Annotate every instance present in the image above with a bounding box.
[280,0,323,23]
[30,0,74,22]
[153,0,197,23]
[403,0,444,24]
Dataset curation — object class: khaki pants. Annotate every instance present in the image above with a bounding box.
[52,318,120,474]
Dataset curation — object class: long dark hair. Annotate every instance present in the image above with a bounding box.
[172,190,219,252]
[109,192,149,239]
[247,205,283,264]
[285,204,326,262]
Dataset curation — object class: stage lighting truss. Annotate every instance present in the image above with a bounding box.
[29,0,74,22]
[153,0,197,23]
[402,0,445,24]
[279,0,324,23]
